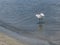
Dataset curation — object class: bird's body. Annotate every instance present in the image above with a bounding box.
[36,13,45,19]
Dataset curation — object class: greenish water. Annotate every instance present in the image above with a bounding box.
[0,0,60,45]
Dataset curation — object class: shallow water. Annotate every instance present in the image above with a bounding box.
[0,0,60,45]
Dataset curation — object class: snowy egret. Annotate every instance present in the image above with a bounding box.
[36,13,45,24]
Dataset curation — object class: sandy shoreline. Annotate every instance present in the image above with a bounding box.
[0,33,24,45]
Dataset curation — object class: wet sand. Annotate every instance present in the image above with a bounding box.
[0,33,24,45]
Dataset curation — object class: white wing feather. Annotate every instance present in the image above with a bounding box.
[36,13,45,19]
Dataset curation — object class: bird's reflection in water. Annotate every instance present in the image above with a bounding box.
[37,20,45,32]
[38,24,44,31]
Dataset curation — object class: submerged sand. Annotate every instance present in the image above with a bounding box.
[0,33,24,45]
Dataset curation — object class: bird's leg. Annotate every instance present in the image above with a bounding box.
[39,18,40,23]
[38,18,44,24]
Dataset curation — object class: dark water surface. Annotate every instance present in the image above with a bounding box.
[0,0,60,45]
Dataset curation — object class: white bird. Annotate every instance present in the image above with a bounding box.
[36,13,45,19]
